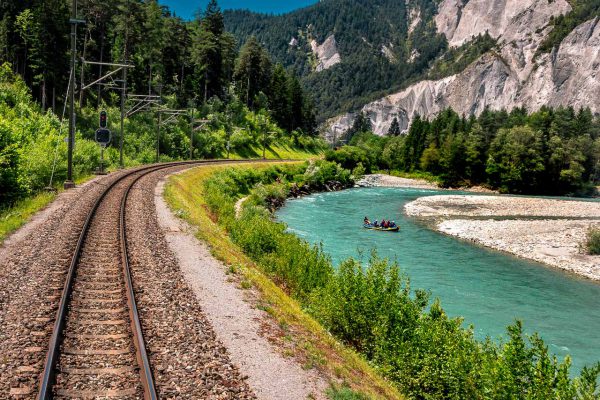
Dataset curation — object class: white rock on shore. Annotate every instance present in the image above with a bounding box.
[355,174,439,189]
[405,195,600,281]
[405,195,600,218]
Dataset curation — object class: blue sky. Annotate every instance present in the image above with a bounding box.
[161,0,318,20]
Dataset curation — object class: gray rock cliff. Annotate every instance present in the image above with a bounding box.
[311,35,342,72]
[328,0,600,137]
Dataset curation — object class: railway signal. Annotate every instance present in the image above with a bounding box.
[99,110,108,128]
[95,128,111,145]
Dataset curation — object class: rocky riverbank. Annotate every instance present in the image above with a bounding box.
[355,174,498,193]
[405,195,600,281]
[355,174,439,189]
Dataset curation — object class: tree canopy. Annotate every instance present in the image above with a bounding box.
[329,106,600,195]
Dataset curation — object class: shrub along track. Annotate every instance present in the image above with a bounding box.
[0,160,260,399]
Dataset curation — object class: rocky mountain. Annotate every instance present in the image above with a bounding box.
[224,0,453,121]
[329,0,600,137]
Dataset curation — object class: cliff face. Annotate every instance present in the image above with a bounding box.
[435,0,561,47]
[311,35,342,72]
[329,0,600,137]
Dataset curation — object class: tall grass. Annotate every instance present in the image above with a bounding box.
[0,191,55,244]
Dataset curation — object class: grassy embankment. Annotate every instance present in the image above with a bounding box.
[164,161,402,400]
[0,174,94,245]
[227,143,323,161]
[0,191,55,244]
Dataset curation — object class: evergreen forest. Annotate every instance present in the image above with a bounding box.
[328,107,600,195]
[0,0,323,207]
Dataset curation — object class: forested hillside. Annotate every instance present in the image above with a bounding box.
[0,0,316,129]
[327,106,600,195]
[0,0,324,208]
[224,0,495,121]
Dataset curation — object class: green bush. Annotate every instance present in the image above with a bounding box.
[351,162,366,180]
[586,227,600,255]
[325,146,371,172]
[204,162,342,299]
[310,254,427,358]
[303,160,352,189]
[232,208,333,299]
[246,182,290,210]
[0,118,21,204]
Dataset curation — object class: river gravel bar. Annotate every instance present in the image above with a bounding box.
[405,195,600,281]
[406,195,600,218]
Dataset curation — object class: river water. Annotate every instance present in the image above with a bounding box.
[275,187,600,373]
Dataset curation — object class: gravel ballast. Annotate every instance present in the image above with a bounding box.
[0,171,132,397]
[0,165,256,398]
[155,173,329,400]
[125,165,255,399]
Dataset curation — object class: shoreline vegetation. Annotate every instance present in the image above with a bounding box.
[168,161,600,399]
[0,62,326,244]
[165,161,401,400]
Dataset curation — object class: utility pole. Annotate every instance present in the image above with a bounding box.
[119,0,129,169]
[189,107,194,160]
[80,59,133,169]
[65,0,83,189]
[156,111,161,163]
[189,103,209,161]
[119,65,127,168]
[155,84,163,163]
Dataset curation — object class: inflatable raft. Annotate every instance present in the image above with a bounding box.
[363,224,400,232]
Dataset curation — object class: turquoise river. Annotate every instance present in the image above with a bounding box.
[275,187,600,374]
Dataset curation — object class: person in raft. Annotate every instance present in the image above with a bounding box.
[364,216,371,225]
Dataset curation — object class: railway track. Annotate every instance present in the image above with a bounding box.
[35,160,257,399]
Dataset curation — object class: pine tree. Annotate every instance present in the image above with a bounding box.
[269,63,292,130]
[348,112,372,138]
[192,0,229,101]
[288,74,303,131]
[300,94,317,136]
[203,0,224,36]
[234,36,272,109]
[388,117,401,136]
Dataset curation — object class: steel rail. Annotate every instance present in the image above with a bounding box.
[119,167,161,400]
[37,159,258,399]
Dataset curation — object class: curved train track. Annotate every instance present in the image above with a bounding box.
[36,160,256,399]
